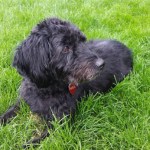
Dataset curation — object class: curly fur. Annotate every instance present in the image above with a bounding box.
[0,18,133,147]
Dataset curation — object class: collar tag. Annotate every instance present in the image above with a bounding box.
[69,83,77,95]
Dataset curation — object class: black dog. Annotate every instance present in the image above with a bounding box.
[0,18,133,147]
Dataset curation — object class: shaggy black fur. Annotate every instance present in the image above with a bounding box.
[0,18,133,147]
[73,40,133,100]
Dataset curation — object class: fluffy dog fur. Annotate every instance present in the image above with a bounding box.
[0,18,133,147]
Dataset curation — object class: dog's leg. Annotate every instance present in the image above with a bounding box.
[22,129,49,149]
[22,122,52,149]
[0,100,20,125]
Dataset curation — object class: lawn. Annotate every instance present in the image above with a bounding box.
[0,0,150,149]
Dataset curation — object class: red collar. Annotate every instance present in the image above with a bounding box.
[68,83,77,95]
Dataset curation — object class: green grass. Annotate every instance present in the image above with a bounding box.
[0,0,150,149]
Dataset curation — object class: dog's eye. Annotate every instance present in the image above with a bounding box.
[63,46,71,53]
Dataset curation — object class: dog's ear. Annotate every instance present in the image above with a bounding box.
[13,34,53,88]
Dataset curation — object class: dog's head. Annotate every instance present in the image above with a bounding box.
[13,18,104,88]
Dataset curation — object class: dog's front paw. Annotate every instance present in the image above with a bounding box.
[22,130,49,149]
[22,139,40,149]
[0,115,6,125]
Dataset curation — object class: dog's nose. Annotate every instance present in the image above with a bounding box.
[95,58,105,69]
